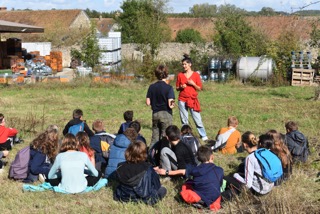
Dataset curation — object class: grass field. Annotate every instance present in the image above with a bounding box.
[0,78,319,213]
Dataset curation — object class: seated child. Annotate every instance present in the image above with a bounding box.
[89,119,116,172]
[0,150,9,171]
[180,146,224,211]
[24,126,59,183]
[212,116,241,154]
[115,141,167,205]
[105,128,137,179]
[76,132,95,167]
[266,130,292,184]
[180,124,201,158]
[117,110,133,134]
[129,120,146,144]
[285,121,309,163]
[154,125,196,178]
[48,134,101,194]
[0,113,18,151]
[221,131,274,201]
[63,109,94,137]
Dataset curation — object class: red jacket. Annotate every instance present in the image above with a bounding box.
[0,125,18,144]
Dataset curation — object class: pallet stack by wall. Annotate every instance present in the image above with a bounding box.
[50,51,63,72]
[291,68,314,86]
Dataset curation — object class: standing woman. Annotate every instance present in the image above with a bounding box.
[176,54,208,141]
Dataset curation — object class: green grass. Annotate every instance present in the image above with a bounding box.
[0,79,319,213]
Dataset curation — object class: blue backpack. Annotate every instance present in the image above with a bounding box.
[68,122,84,136]
[254,148,283,183]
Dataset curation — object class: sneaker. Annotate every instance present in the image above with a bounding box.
[202,136,208,142]
[38,174,46,183]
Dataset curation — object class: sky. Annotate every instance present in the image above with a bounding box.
[0,0,319,13]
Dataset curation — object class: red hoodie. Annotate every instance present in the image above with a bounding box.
[0,126,18,144]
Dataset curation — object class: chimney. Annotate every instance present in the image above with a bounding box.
[0,7,7,11]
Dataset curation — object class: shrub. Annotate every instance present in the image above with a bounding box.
[175,28,204,43]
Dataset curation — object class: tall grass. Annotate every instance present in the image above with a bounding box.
[0,79,319,213]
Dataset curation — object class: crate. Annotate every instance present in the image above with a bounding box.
[291,68,314,86]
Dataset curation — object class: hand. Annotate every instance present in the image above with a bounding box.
[180,84,187,89]
[153,166,159,171]
[155,168,166,175]
[2,150,9,157]
[187,79,195,86]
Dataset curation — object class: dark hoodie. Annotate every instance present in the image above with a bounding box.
[285,130,309,162]
[62,118,94,137]
[190,163,224,207]
[115,161,163,205]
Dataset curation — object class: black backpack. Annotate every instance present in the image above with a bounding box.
[180,133,200,157]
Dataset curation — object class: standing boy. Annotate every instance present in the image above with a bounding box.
[146,65,175,147]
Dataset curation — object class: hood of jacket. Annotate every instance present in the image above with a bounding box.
[116,162,150,187]
[287,130,306,143]
[113,134,131,148]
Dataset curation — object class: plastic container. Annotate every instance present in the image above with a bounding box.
[236,56,274,80]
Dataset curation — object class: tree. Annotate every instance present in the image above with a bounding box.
[258,7,277,16]
[309,19,320,49]
[116,0,171,80]
[175,28,204,43]
[189,3,217,17]
[116,0,170,56]
[70,27,100,69]
[213,4,268,58]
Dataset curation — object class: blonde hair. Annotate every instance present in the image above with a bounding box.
[227,116,239,127]
[92,119,105,132]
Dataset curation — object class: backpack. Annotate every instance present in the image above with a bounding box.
[96,133,116,159]
[181,134,200,157]
[254,148,283,183]
[9,146,30,180]
[212,128,236,152]
[68,122,85,136]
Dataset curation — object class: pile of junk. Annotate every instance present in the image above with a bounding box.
[11,53,53,76]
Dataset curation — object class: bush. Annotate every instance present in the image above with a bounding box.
[175,28,204,43]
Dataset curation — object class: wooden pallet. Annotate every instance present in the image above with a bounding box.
[291,68,314,86]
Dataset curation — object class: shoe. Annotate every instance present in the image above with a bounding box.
[38,174,46,183]
[202,136,208,142]
[192,200,206,209]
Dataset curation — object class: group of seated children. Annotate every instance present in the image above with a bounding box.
[3,108,310,209]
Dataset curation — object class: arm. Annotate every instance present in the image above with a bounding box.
[176,73,187,91]
[30,151,51,175]
[84,123,94,137]
[146,98,151,106]
[62,122,70,136]
[7,127,18,137]
[85,155,99,177]
[234,155,255,188]
[155,168,186,176]
[48,155,60,179]
[187,73,202,91]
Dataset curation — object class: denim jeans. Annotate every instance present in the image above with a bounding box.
[178,100,207,139]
